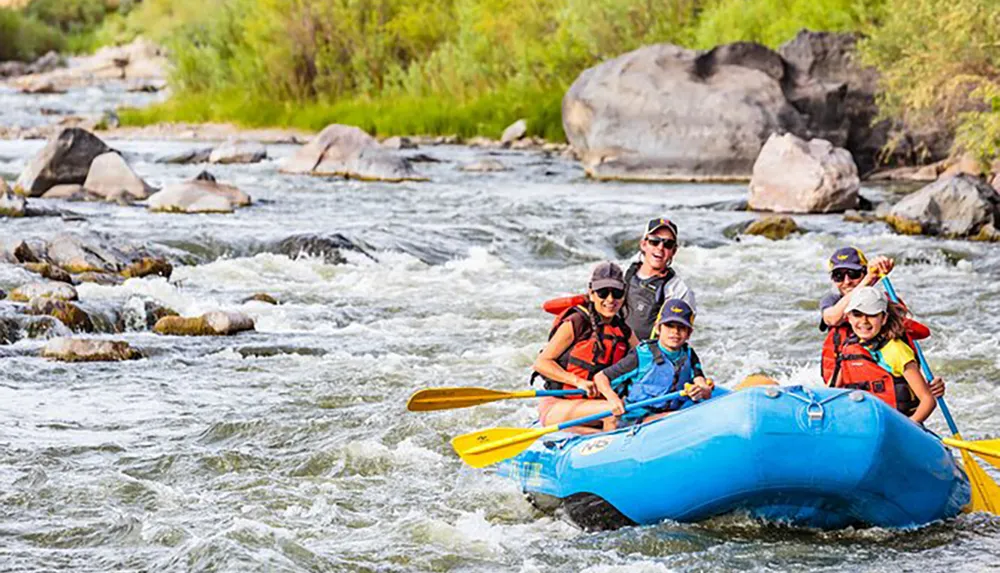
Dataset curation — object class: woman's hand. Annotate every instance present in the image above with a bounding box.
[575,377,599,398]
[928,377,946,399]
[595,377,625,414]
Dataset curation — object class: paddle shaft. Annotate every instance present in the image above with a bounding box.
[881,277,960,435]
[535,389,588,398]
[553,388,688,431]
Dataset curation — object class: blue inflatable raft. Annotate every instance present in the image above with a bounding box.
[498,386,970,530]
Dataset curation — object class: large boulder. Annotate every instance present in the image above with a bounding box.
[153,311,255,336]
[209,140,267,164]
[8,282,78,302]
[887,174,1000,238]
[563,42,814,181]
[778,30,950,172]
[748,133,859,213]
[14,128,112,196]
[83,152,155,200]
[47,234,122,274]
[41,338,140,362]
[280,124,425,182]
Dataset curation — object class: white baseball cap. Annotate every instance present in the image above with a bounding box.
[845,286,888,315]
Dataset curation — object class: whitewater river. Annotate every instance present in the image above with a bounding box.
[1,107,999,570]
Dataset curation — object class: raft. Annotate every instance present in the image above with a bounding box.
[497,385,971,530]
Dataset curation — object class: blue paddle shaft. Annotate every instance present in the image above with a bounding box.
[535,389,587,398]
[881,277,960,435]
[554,389,687,431]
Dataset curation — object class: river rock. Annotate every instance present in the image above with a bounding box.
[243,293,279,305]
[17,78,65,94]
[748,133,859,213]
[887,174,1000,237]
[82,152,154,200]
[42,338,140,362]
[121,257,173,279]
[46,234,121,273]
[744,216,801,240]
[121,296,178,331]
[271,233,371,264]
[1,184,26,217]
[461,159,508,172]
[9,282,78,302]
[501,119,527,144]
[382,136,417,150]
[0,317,19,345]
[28,297,94,332]
[280,124,424,182]
[153,311,255,336]
[156,148,213,164]
[22,262,72,283]
[41,184,88,201]
[209,140,267,164]
[15,128,113,196]
[72,272,123,285]
[146,180,244,213]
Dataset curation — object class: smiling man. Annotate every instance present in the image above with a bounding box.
[624,218,696,340]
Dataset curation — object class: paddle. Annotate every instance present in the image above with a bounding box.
[451,386,692,469]
[407,387,586,411]
[881,276,1000,514]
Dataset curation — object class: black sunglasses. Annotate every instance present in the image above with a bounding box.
[594,287,625,300]
[831,268,864,282]
[645,237,677,249]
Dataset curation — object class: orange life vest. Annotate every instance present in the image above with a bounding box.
[821,319,930,384]
[535,305,631,397]
[825,333,920,415]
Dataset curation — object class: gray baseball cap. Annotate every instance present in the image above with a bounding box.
[845,286,888,315]
[589,261,626,291]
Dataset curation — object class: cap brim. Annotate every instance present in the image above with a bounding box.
[591,279,625,290]
[658,317,693,329]
[831,262,865,271]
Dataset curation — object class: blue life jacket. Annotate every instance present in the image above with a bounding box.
[619,340,695,414]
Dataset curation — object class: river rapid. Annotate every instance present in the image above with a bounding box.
[1,93,999,572]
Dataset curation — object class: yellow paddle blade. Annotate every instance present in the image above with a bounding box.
[407,387,532,411]
[734,374,780,391]
[961,449,1000,515]
[942,437,1000,471]
[451,426,554,469]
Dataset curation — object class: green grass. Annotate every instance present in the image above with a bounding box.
[119,85,568,140]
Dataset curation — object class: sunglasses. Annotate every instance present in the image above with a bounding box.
[848,310,884,319]
[594,287,625,300]
[645,237,677,249]
[831,268,864,282]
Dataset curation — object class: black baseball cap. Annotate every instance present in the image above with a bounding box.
[589,261,626,291]
[645,218,678,238]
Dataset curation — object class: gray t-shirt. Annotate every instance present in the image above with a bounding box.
[819,292,842,331]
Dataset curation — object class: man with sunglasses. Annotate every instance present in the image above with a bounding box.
[819,246,893,332]
[624,218,695,340]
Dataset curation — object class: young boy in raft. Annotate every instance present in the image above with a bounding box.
[593,299,714,426]
[828,286,938,424]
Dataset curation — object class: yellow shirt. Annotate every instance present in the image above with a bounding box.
[870,339,917,377]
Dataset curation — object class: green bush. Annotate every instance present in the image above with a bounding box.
[0,8,65,62]
[25,0,111,33]
[858,0,1000,165]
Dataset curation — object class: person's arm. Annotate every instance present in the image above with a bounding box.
[532,321,597,397]
[822,295,852,327]
[901,361,936,424]
[592,372,625,414]
[687,348,712,400]
[628,331,640,350]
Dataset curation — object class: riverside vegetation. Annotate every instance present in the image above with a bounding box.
[1,0,998,165]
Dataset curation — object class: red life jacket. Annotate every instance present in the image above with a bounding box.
[825,333,920,416]
[821,319,930,384]
[534,305,631,397]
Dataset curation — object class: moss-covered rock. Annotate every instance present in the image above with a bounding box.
[884,214,923,235]
[121,257,173,279]
[242,293,279,305]
[41,338,140,362]
[153,311,255,336]
[9,282,78,302]
[22,262,73,283]
[28,297,94,332]
[743,216,801,240]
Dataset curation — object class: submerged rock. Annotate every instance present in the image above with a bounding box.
[42,338,140,362]
[887,174,1000,238]
[209,140,267,164]
[748,133,859,213]
[243,293,279,305]
[9,282,78,302]
[82,152,154,200]
[120,296,178,331]
[156,148,213,164]
[281,124,425,182]
[15,128,113,196]
[461,159,508,172]
[40,184,88,201]
[271,233,372,264]
[0,317,19,345]
[381,136,417,150]
[22,262,73,283]
[744,216,801,240]
[153,311,255,336]
[1,182,27,217]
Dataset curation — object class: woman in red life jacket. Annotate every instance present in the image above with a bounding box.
[533,262,639,433]
[830,286,939,423]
